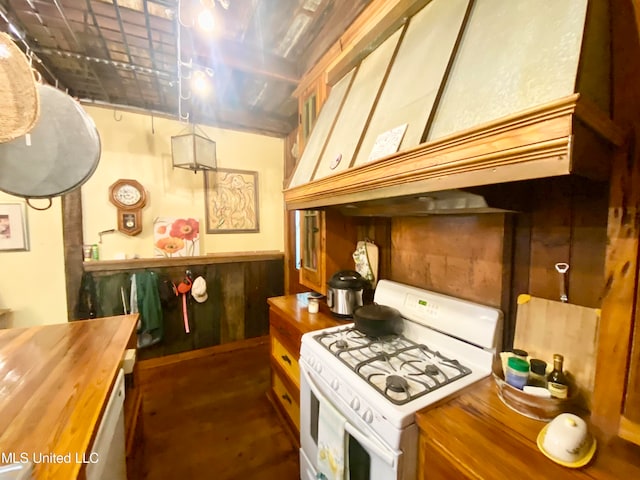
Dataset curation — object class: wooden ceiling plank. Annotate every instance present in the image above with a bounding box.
[294,0,431,96]
[193,37,300,84]
[192,106,295,138]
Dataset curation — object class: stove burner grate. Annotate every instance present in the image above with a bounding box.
[386,374,409,393]
[314,327,472,405]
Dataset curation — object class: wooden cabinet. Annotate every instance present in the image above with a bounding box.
[267,294,339,442]
[619,285,640,446]
[269,307,303,438]
[297,76,328,153]
[300,210,323,291]
[299,208,359,295]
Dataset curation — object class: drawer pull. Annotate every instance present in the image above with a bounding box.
[282,393,292,404]
[281,354,292,365]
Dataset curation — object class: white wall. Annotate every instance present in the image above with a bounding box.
[0,195,67,328]
[82,106,285,259]
[0,105,285,328]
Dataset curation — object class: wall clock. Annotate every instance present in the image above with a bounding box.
[109,179,147,236]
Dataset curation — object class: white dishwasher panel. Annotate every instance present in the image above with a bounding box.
[86,368,127,480]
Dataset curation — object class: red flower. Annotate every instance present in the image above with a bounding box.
[170,218,199,241]
[155,237,185,255]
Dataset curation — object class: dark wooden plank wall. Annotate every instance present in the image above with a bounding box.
[383,176,609,350]
[86,259,284,360]
[62,190,84,321]
[526,177,609,307]
[390,214,510,308]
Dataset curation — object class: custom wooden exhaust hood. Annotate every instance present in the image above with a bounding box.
[284,0,624,212]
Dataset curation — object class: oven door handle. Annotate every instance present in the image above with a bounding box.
[300,364,398,468]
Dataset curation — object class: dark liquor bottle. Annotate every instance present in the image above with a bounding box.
[547,354,569,399]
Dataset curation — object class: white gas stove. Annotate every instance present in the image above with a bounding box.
[299,280,502,480]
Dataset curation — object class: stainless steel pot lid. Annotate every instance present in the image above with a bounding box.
[328,270,369,289]
[0,84,101,198]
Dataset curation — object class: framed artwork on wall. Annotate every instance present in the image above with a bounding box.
[204,168,260,234]
[0,203,29,252]
[153,217,200,257]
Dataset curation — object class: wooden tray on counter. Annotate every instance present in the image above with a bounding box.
[492,371,579,421]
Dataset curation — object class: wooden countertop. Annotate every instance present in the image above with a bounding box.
[0,315,138,479]
[416,378,640,479]
[267,293,343,334]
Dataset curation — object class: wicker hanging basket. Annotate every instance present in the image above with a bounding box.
[0,32,40,143]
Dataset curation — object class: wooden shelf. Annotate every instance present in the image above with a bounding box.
[83,251,284,272]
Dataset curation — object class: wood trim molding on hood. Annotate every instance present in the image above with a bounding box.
[284,94,625,211]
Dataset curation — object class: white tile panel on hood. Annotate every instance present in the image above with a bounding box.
[353,0,471,167]
[288,68,356,189]
[313,28,403,180]
[427,0,588,142]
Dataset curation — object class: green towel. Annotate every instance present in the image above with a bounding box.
[135,271,163,343]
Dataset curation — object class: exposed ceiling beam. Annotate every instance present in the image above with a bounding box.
[81,98,296,137]
[192,37,300,85]
[294,0,431,95]
[192,106,296,137]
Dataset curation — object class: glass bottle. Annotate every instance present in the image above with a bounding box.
[528,358,547,387]
[547,354,569,399]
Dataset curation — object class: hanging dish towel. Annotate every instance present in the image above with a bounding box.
[365,240,379,287]
[317,400,346,480]
[353,240,379,287]
[136,271,164,348]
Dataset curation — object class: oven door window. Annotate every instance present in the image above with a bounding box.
[309,390,372,479]
[348,435,371,480]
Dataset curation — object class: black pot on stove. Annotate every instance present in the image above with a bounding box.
[353,304,403,337]
[326,270,370,318]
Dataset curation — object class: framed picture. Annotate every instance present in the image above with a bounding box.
[153,217,200,257]
[0,203,29,252]
[204,168,260,233]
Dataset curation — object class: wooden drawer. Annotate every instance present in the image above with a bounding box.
[272,371,300,431]
[269,309,301,354]
[272,335,300,388]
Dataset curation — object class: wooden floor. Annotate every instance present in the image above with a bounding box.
[137,337,299,479]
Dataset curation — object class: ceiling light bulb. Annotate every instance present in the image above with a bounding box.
[191,71,210,96]
[197,9,215,32]
[0,44,10,59]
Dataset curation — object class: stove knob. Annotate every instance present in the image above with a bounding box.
[362,409,374,424]
[350,397,360,411]
[315,363,322,373]
[331,378,339,391]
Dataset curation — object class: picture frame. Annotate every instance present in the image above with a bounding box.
[153,217,200,257]
[204,168,260,234]
[0,203,29,252]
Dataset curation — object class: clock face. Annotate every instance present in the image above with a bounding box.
[115,184,142,206]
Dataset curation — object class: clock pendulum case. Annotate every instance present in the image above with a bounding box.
[108,179,147,236]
